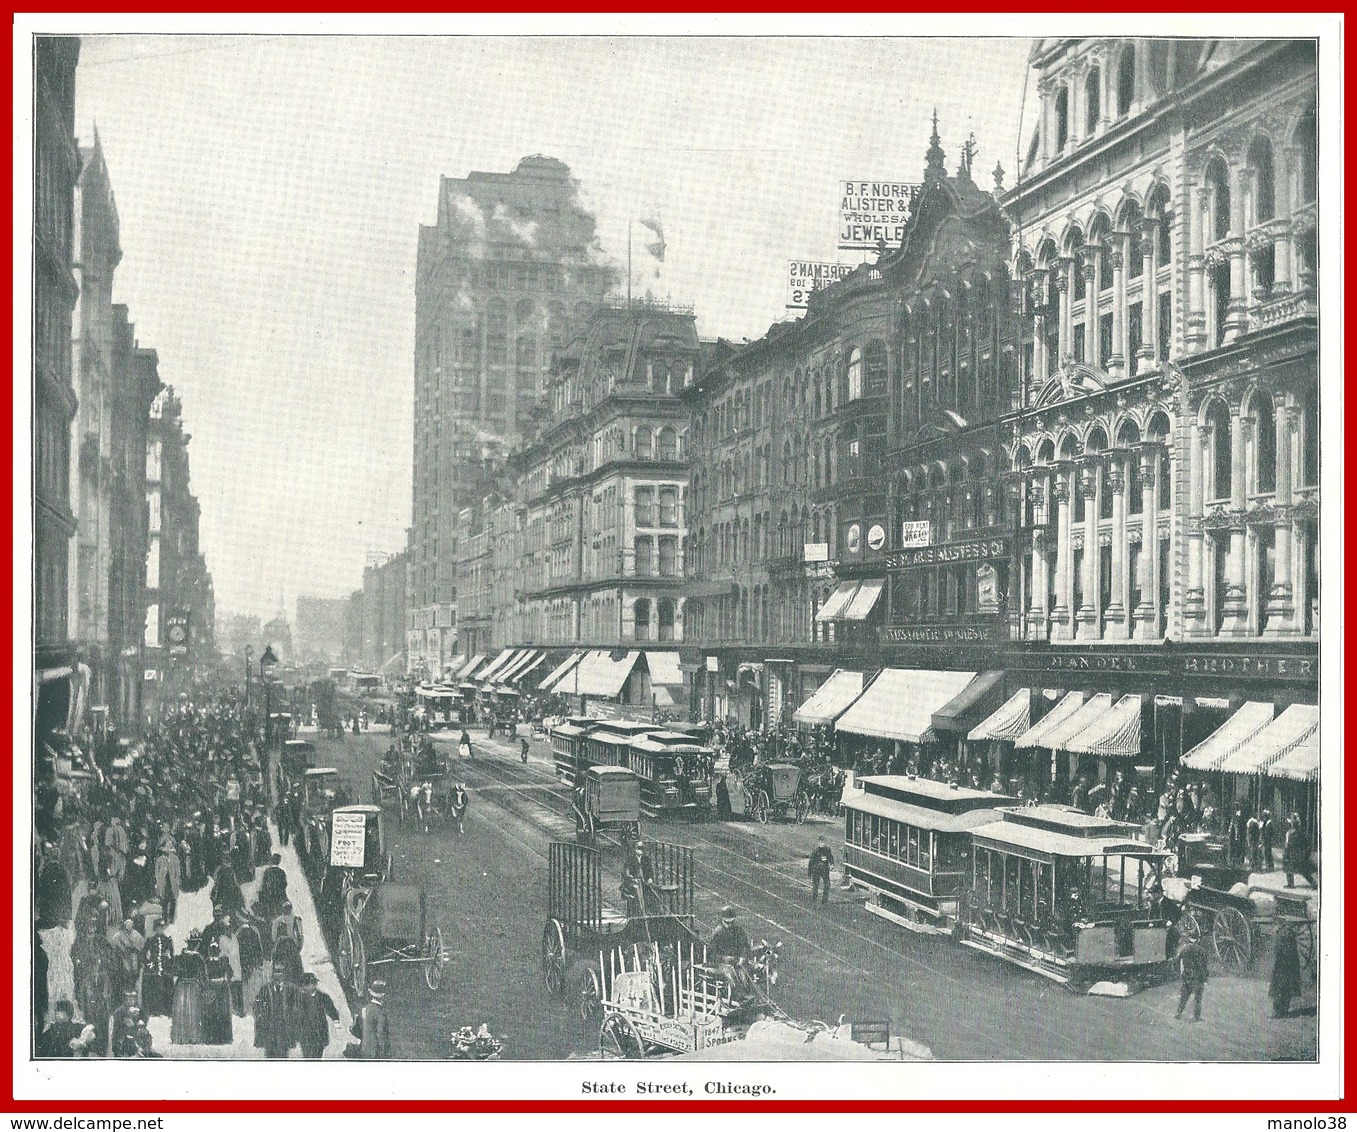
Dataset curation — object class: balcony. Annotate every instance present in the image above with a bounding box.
[1249,290,1317,333]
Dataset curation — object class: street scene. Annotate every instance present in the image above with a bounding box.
[31,33,1324,1070]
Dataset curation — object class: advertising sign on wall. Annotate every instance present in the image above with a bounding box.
[900,521,932,548]
[839,180,920,250]
[786,260,855,309]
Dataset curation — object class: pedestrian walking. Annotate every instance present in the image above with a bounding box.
[520,735,530,764]
[452,783,468,835]
[344,980,391,1059]
[807,837,835,905]
[1174,936,1208,1022]
[1269,925,1302,1018]
[458,731,473,761]
[1260,809,1277,870]
[1283,814,1316,888]
[297,972,340,1058]
[253,969,301,1059]
[1246,811,1263,872]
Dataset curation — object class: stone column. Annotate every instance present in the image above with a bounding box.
[1224,173,1249,341]
[1133,444,1162,639]
[1050,468,1074,640]
[1075,460,1101,640]
[1109,244,1127,376]
[1033,310,1047,386]
[1057,260,1073,363]
[1219,407,1249,634]
[1104,461,1128,637]
[1025,478,1049,640]
[1082,258,1100,367]
[1140,221,1158,365]
[1183,419,1208,634]
[1187,186,1208,349]
[1274,223,1294,293]
[1264,400,1297,635]
[1038,79,1053,165]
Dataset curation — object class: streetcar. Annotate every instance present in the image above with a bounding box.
[550,716,602,783]
[626,731,713,820]
[957,805,1174,987]
[581,722,662,772]
[842,776,1015,934]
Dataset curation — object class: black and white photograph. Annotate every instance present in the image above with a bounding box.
[23,18,1338,1100]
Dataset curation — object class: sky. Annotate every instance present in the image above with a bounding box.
[73,34,1032,621]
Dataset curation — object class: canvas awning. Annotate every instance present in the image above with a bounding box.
[793,669,864,726]
[652,685,681,710]
[512,651,549,685]
[476,648,519,683]
[931,671,1005,735]
[499,649,538,682]
[441,655,466,677]
[1266,730,1319,783]
[1065,694,1143,757]
[1039,693,1115,752]
[539,651,586,693]
[1179,701,1276,771]
[835,669,977,744]
[842,578,885,621]
[1012,691,1086,749]
[968,688,1031,743]
[1216,704,1319,776]
[644,651,684,687]
[571,650,642,699]
[815,581,859,622]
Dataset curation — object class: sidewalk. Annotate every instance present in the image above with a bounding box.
[144,820,354,1059]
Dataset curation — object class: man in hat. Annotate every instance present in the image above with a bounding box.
[153,833,180,924]
[1260,809,1277,870]
[297,972,340,1058]
[254,853,289,921]
[711,907,752,1000]
[253,968,301,1059]
[346,980,391,1059]
[108,989,143,1057]
[1283,813,1316,888]
[1174,934,1209,1022]
[140,918,176,1017]
[37,999,83,1058]
[807,836,835,905]
[107,917,145,999]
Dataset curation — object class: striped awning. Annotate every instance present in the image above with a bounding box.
[815,581,859,622]
[1065,694,1143,757]
[512,652,549,685]
[457,654,488,680]
[1040,694,1115,752]
[792,669,864,726]
[497,650,537,682]
[538,651,586,693]
[1012,691,1085,750]
[1216,704,1319,776]
[572,650,642,699]
[842,578,885,621]
[441,655,466,677]
[968,688,1031,742]
[476,648,519,683]
[644,651,684,687]
[931,671,1004,734]
[835,669,977,744]
[1266,730,1319,782]
[1180,701,1276,771]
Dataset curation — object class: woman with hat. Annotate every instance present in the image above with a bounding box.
[200,938,234,1044]
[170,930,207,1045]
[139,919,175,1017]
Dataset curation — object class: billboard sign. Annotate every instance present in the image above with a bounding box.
[803,542,829,563]
[165,610,190,657]
[839,181,919,250]
[787,260,855,309]
[900,521,932,548]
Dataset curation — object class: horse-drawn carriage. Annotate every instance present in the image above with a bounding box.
[330,804,446,997]
[572,764,642,850]
[739,763,807,823]
[1165,833,1316,974]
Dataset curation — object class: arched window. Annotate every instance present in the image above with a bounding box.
[1206,158,1232,242]
[1117,45,1135,116]
[1125,205,1144,279]
[1251,392,1276,495]
[634,598,651,642]
[657,427,678,462]
[1085,68,1101,135]
[1248,136,1276,223]
[1206,401,1233,501]
[783,441,794,486]
[635,426,654,460]
[846,347,863,401]
[1055,85,1070,151]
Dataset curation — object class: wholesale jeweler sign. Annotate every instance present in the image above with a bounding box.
[839,180,919,250]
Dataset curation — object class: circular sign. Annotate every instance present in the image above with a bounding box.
[846,523,861,554]
[867,523,886,551]
[168,623,187,644]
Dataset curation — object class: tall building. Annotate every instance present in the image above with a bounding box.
[294,596,349,666]
[33,36,81,686]
[408,155,616,677]
[360,551,408,674]
[999,38,1317,812]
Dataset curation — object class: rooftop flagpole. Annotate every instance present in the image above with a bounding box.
[627,219,633,307]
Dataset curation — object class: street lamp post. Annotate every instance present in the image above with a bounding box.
[260,644,279,750]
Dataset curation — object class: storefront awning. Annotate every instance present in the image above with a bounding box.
[842,578,885,621]
[1012,691,1085,750]
[504,649,540,682]
[1065,694,1143,757]
[968,688,1031,743]
[793,669,864,726]
[1266,730,1319,782]
[815,581,859,622]
[835,669,977,744]
[476,648,519,683]
[644,651,684,687]
[441,655,466,677]
[459,654,489,680]
[512,651,549,685]
[539,651,586,693]
[1039,693,1115,752]
[1180,701,1275,771]
[931,671,1004,735]
[572,650,642,698]
[652,685,680,710]
[494,650,531,683]
[1215,704,1319,777]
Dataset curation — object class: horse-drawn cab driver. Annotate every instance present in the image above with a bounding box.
[621,840,656,915]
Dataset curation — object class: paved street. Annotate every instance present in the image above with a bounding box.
[305,727,1318,1062]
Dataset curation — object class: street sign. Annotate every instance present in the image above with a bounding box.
[838,180,919,250]
[786,260,855,309]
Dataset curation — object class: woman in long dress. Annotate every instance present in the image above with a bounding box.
[169,932,206,1045]
[200,940,234,1045]
[139,924,175,1018]
[236,921,266,1022]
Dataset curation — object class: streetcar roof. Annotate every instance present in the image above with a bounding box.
[305,767,340,777]
[584,765,638,779]
[333,804,381,815]
[969,817,1168,861]
[844,790,1006,834]
[860,775,1015,814]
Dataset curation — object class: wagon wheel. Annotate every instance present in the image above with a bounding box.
[794,791,811,825]
[423,926,445,991]
[351,930,368,997]
[753,789,771,824]
[337,921,354,982]
[1212,906,1253,970]
[1176,905,1204,946]
[541,920,567,998]
[569,959,603,1029]
[599,1012,645,1059]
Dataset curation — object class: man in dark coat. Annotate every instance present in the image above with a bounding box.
[1260,810,1277,870]
[140,921,175,1016]
[38,999,82,1058]
[270,931,304,985]
[807,836,835,905]
[1270,925,1302,1018]
[210,863,245,920]
[1283,814,1316,887]
[297,972,340,1058]
[1174,937,1209,1022]
[253,970,301,1058]
[344,981,390,1059]
[37,843,73,928]
[107,990,143,1057]
[253,854,288,921]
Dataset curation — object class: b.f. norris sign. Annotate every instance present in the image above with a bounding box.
[839,181,919,250]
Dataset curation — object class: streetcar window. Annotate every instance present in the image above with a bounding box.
[919,831,931,872]
[906,826,919,866]
[887,822,900,859]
